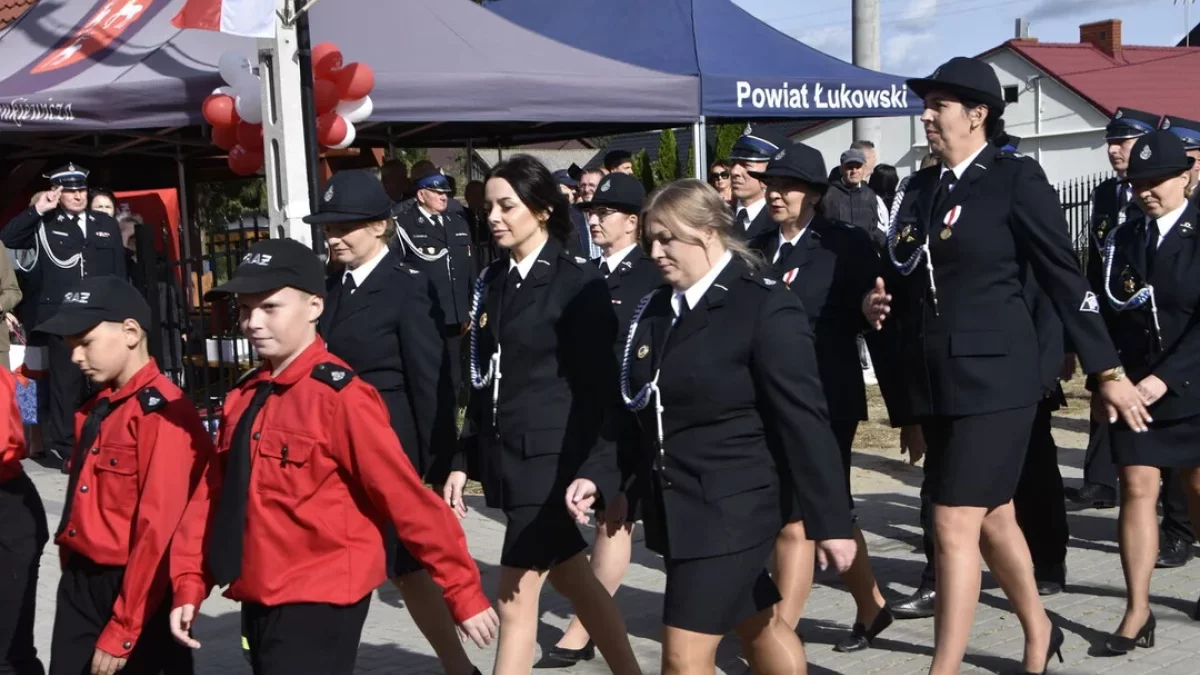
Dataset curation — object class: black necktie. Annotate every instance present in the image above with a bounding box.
[208,381,275,586]
[502,267,522,311]
[598,259,610,277]
[334,274,356,320]
[934,171,956,211]
[775,241,794,265]
[1146,219,1161,274]
[736,209,749,232]
[57,398,116,537]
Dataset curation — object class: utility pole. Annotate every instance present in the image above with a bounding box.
[852,0,882,150]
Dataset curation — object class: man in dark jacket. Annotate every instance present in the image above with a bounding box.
[823,149,885,249]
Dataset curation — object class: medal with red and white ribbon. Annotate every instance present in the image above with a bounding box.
[782,268,799,286]
[940,205,962,240]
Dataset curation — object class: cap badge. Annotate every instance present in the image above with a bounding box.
[63,291,91,304]
[1163,118,1172,130]
[743,123,753,136]
[774,149,786,161]
[1115,110,1124,119]
[479,312,488,328]
[600,181,612,193]
[637,344,649,360]
[324,185,335,203]
[1139,145,1152,161]
[243,252,273,266]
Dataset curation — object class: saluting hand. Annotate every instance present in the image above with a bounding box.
[456,607,500,648]
[816,539,857,575]
[1099,377,1153,433]
[565,478,598,525]
[34,186,62,216]
[169,604,202,649]
[90,648,127,675]
[442,471,469,519]
[862,277,891,330]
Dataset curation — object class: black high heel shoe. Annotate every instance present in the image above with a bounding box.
[834,605,894,653]
[1009,623,1064,675]
[1105,612,1155,655]
[533,640,595,669]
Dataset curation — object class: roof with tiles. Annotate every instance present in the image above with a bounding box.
[0,0,36,29]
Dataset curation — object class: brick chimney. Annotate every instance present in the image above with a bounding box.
[1080,19,1122,58]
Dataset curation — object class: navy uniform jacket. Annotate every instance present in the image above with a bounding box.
[393,206,476,326]
[1087,178,1141,298]
[1,206,125,330]
[884,144,1119,418]
[624,257,852,560]
[320,252,456,479]
[1102,203,1200,422]
[591,245,665,350]
[750,217,880,423]
[449,238,622,510]
[732,204,777,242]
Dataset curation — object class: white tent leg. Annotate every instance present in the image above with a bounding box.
[259,0,313,245]
[692,116,707,178]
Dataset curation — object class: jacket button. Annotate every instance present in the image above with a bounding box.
[90,447,99,455]
[110,458,118,466]
[253,432,261,440]
[68,528,76,537]
[80,485,88,493]
[1185,381,1191,388]
[123,641,132,650]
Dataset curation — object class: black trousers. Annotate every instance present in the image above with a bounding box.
[1160,469,1195,544]
[918,399,1068,586]
[49,557,192,675]
[46,336,86,458]
[242,595,371,675]
[1082,419,1118,490]
[441,325,464,398]
[0,473,48,675]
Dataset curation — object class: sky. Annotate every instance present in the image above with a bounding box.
[732,0,1194,78]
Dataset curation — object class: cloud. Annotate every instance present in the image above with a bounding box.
[794,25,852,60]
[899,0,938,29]
[1025,0,1126,21]
[885,31,936,75]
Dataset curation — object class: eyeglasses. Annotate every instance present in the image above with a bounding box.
[710,171,730,180]
[588,208,620,220]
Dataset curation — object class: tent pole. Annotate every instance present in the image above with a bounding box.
[693,116,707,178]
[175,151,195,309]
[466,138,475,181]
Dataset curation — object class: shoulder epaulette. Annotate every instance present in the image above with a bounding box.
[311,362,355,391]
[997,149,1027,160]
[138,386,168,414]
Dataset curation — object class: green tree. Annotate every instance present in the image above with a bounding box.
[713,123,744,162]
[194,179,267,236]
[684,142,696,179]
[631,150,655,193]
[653,128,679,185]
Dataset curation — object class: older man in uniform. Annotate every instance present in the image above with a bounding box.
[392,169,475,393]
[1,163,124,470]
[729,127,787,242]
[1162,115,1200,208]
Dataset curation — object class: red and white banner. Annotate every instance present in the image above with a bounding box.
[172,0,275,38]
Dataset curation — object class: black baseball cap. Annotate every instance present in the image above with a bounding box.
[205,238,326,300]
[907,56,1005,112]
[750,143,829,194]
[1106,107,1158,141]
[34,276,151,337]
[730,127,789,163]
[303,170,394,225]
[580,173,645,213]
[1161,114,1200,151]
[1125,131,1196,183]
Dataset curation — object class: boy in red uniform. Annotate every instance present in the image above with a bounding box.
[167,239,497,675]
[35,276,213,675]
[0,366,47,675]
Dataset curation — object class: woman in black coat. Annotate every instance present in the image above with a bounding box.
[1098,130,1200,654]
[308,170,476,675]
[567,179,856,674]
[748,143,893,652]
[864,57,1150,674]
[440,155,640,675]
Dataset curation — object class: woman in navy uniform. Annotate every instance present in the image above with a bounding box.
[439,155,641,675]
[568,179,855,674]
[747,143,893,652]
[863,57,1151,675]
[542,172,660,668]
[1098,130,1200,654]
[305,171,478,675]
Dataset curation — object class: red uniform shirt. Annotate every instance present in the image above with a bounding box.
[0,368,25,484]
[171,340,488,623]
[56,359,213,659]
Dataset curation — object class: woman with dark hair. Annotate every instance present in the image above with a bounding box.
[88,188,116,218]
[707,159,733,204]
[567,178,855,674]
[864,56,1150,674]
[869,164,899,212]
[440,154,640,674]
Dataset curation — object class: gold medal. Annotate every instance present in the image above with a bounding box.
[940,228,952,240]
[479,313,488,328]
[1123,277,1135,294]
[637,345,649,360]
[427,247,436,255]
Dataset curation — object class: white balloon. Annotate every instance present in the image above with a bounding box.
[334,96,373,124]
[212,86,235,97]
[329,121,357,150]
[235,92,263,125]
[218,51,253,87]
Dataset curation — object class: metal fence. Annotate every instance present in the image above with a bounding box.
[1056,171,1111,268]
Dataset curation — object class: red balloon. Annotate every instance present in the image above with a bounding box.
[311,42,344,79]
[237,121,264,151]
[212,124,239,151]
[334,62,375,101]
[202,94,239,128]
[314,78,340,115]
[316,112,348,147]
[228,145,264,176]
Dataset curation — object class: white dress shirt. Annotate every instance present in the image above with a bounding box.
[735,198,767,231]
[509,238,549,279]
[599,243,638,274]
[671,251,733,322]
[342,245,389,292]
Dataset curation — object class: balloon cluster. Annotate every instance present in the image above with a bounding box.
[201,45,375,177]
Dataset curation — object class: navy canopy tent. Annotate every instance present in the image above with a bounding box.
[490,0,924,119]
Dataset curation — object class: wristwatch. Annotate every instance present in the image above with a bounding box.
[1098,366,1126,383]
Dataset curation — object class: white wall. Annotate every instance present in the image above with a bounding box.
[792,47,1117,186]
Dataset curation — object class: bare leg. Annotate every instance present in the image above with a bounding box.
[842,526,887,625]
[978,501,1052,673]
[661,626,721,675]
[555,522,635,650]
[493,566,549,675]
[392,571,476,675]
[547,553,642,674]
[929,504,986,675]
[1115,466,1160,638]
[772,520,815,630]
[734,608,808,675]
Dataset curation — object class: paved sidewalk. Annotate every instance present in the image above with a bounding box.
[21,418,1200,674]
